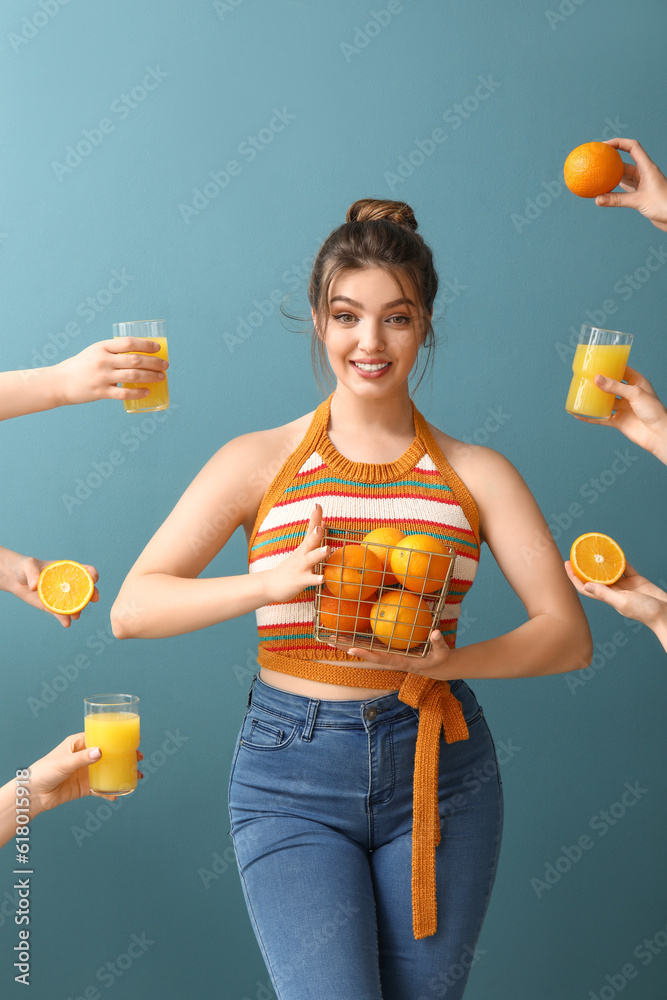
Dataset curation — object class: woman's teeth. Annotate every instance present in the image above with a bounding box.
[352,362,390,371]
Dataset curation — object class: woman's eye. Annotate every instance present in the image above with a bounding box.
[333,313,411,324]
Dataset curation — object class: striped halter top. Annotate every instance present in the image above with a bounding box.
[247,392,481,940]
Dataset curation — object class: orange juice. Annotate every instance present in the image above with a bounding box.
[565,342,631,419]
[121,336,169,413]
[85,712,140,794]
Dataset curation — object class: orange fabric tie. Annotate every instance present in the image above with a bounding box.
[396,674,469,940]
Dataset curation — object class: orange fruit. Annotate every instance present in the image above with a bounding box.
[323,545,383,601]
[37,560,94,615]
[370,589,433,650]
[563,142,624,199]
[361,527,406,586]
[570,533,626,586]
[389,534,452,594]
[318,592,373,634]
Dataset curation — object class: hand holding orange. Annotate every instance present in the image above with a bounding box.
[564,142,625,199]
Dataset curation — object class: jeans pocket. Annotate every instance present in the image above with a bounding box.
[241,708,299,752]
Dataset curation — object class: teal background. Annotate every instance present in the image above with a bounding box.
[1,0,667,997]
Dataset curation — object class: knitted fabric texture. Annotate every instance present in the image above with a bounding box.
[247,392,481,939]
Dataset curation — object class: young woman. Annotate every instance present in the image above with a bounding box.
[111,199,592,1000]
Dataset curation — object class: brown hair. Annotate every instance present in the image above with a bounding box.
[283,198,438,394]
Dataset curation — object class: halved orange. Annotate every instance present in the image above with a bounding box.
[37,560,94,615]
[361,527,405,586]
[570,533,625,586]
[370,589,433,651]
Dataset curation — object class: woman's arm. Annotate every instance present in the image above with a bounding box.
[350,446,593,680]
[0,338,166,421]
[446,447,594,679]
[110,432,329,640]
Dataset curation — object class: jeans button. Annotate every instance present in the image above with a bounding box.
[366,707,377,721]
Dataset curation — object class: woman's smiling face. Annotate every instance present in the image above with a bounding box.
[314,267,428,395]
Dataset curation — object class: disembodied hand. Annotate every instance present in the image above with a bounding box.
[565,559,667,653]
[55,337,169,405]
[572,366,667,466]
[595,138,667,232]
[12,556,100,627]
[0,735,143,847]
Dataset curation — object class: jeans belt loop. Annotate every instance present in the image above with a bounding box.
[301,698,320,742]
[246,672,257,709]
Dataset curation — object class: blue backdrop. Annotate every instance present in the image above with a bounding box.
[1,1,666,997]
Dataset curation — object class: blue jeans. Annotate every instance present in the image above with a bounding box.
[228,673,503,1000]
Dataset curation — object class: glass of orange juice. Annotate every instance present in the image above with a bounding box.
[112,319,169,413]
[84,694,140,795]
[565,325,633,420]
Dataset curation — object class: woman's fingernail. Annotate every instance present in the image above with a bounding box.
[432,630,441,640]
[584,584,597,594]
[88,747,101,760]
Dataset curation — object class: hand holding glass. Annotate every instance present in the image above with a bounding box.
[566,325,633,420]
[84,695,140,795]
[113,320,169,413]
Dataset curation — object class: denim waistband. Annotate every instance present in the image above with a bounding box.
[247,672,464,727]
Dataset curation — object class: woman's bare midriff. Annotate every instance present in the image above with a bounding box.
[259,664,399,701]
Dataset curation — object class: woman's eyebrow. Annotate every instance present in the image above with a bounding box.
[329,295,416,308]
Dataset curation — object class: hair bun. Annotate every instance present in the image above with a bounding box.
[346,198,418,232]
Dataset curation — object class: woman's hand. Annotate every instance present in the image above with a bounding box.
[12,556,100,627]
[346,628,457,681]
[595,138,667,232]
[266,504,330,603]
[54,337,168,406]
[572,366,667,465]
[565,559,667,636]
[28,734,144,818]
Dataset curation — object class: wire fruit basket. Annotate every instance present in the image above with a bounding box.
[313,526,456,659]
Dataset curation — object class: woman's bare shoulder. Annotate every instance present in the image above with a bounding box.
[206,409,317,528]
[426,422,524,534]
